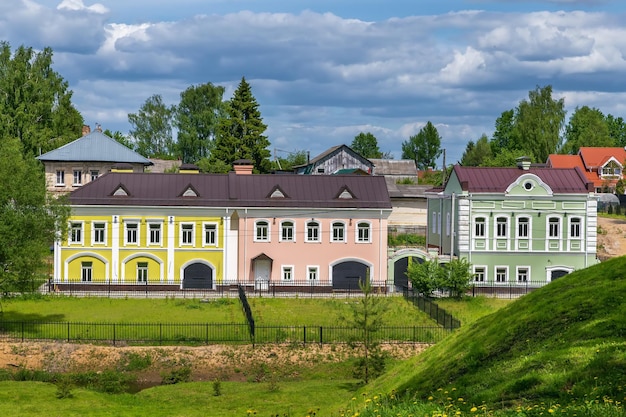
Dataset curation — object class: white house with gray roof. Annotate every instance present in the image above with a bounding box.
[37,125,152,194]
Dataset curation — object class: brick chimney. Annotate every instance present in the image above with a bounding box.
[82,125,91,136]
[233,159,254,175]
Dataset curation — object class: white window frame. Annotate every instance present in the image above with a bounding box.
[148,221,162,246]
[474,217,486,238]
[280,220,295,242]
[307,265,319,282]
[254,220,270,242]
[90,170,99,182]
[548,217,561,239]
[517,216,530,239]
[356,221,371,243]
[495,266,508,283]
[124,221,140,245]
[431,212,437,233]
[445,212,451,236]
[137,262,148,283]
[281,265,294,281]
[55,170,65,186]
[516,266,530,283]
[437,212,441,234]
[69,221,84,244]
[473,265,487,282]
[73,169,82,186]
[306,221,321,243]
[203,222,218,246]
[92,221,106,245]
[569,217,581,239]
[81,261,92,282]
[180,223,195,246]
[331,221,346,243]
[495,217,508,238]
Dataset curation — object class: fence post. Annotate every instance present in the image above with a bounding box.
[21,322,25,342]
[67,322,70,342]
[319,326,323,347]
[206,323,209,345]
[303,325,306,346]
[159,323,162,346]
[113,323,116,346]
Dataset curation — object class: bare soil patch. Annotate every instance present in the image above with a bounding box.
[596,216,626,260]
[0,342,427,386]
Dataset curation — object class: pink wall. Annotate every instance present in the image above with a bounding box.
[237,215,388,285]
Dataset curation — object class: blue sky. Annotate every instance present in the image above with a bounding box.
[2,0,626,165]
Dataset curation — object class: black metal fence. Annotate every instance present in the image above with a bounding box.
[403,287,461,329]
[42,279,393,299]
[0,321,449,345]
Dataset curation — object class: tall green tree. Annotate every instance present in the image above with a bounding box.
[209,77,270,173]
[513,85,566,163]
[175,83,226,163]
[0,137,69,294]
[351,132,382,159]
[128,94,175,158]
[401,121,442,170]
[440,258,473,299]
[406,258,442,297]
[561,106,613,155]
[491,109,517,153]
[0,42,83,156]
[460,134,492,166]
[272,150,308,171]
[606,114,626,148]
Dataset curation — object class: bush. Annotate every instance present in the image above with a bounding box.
[161,366,192,385]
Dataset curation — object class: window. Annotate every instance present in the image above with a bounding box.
[306,221,320,242]
[93,222,106,244]
[517,267,529,283]
[517,217,529,238]
[437,212,441,234]
[149,223,161,245]
[474,217,486,237]
[282,266,293,281]
[125,222,138,244]
[549,218,560,238]
[70,222,83,244]
[570,218,581,238]
[73,170,82,186]
[446,213,451,236]
[496,217,507,238]
[496,267,507,282]
[332,222,345,242]
[181,223,194,245]
[307,266,319,281]
[204,224,217,245]
[280,221,294,242]
[474,267,485,282]
[137,262,148,283]
[81,261,92,282]
[55,170,65,186]
[255,220,269,241]
[357,222,371,243]
[90,170,99,181]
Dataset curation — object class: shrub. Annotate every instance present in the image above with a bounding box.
[161,366,192,385]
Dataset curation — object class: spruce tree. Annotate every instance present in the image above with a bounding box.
[209,77,270,173]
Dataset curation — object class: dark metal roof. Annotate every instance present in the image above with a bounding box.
[452,165,593,194]
[70,172,392,209]
[37,131,152,165]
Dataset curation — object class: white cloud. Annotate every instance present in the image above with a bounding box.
[57,0,108,13]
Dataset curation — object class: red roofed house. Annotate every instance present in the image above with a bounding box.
[427,158,598,287]
[547,147,626,193]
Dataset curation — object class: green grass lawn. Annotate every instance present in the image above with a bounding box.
[0,295,438,326]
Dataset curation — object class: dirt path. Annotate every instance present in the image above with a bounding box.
[596,216,626,260]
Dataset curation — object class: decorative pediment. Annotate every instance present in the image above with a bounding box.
[267,185,288,199]
[505,174,553,197]
[179,183,199,198]
[110,183,130,197]
[335,185,356,200]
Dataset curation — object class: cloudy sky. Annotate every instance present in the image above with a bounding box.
[2,0,626,165]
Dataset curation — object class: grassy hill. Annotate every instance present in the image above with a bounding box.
[362,256,626,413]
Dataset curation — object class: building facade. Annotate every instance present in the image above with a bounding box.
[56,167,391,291]
[426,161,598,284]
